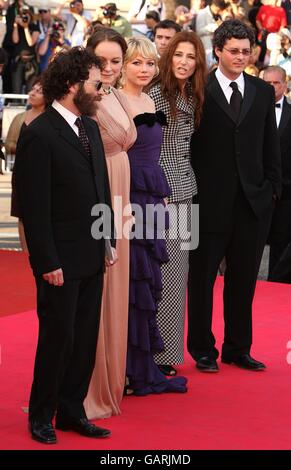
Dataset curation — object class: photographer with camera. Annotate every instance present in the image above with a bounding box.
[11,5,40,93]
[99,3,132,38]
[38,21,71,72]
[37,8,53,43]
[55,0,92,47]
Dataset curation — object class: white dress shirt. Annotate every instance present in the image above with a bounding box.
[215,67,245,103]
[52,100,79,136]
[275,96,284,128]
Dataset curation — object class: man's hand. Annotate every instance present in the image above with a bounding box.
[43,268,64,286]
[105,247,118,268]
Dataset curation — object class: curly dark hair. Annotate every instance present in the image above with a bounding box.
[41,46,102,103]
[213,19,256,60]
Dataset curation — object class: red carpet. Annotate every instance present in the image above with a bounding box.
[0,251,35,317]
[1,250,291,450]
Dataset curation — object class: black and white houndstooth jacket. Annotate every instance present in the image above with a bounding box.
[148,83,197,203]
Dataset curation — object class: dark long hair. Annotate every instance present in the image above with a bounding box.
[151,31,207,127]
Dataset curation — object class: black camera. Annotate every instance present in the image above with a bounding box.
[22,14,29,22]
[50,22,64,41]
[102,6,116,19]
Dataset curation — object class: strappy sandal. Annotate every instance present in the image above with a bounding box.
[158,364,177,376]
[123,385,134,396]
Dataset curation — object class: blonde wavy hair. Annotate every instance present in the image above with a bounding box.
[120,37,159,87]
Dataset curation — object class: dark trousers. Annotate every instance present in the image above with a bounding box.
[29,272,103,423]
[268,200,291,283]
[187,189,274,361]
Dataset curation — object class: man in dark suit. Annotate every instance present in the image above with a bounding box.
[188,20,281,372]
[263,66,291,283]
[15,47,116,444]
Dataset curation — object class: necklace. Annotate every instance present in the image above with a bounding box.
[102,85,113,95]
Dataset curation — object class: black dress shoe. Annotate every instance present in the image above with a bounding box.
[221,354,266,371]
[29,421,57,444]
[55,417,111,438]
[196,356,219,372]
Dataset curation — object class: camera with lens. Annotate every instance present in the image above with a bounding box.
[102,4,117,19]
[50,22,64,41]
[21,5,30,23]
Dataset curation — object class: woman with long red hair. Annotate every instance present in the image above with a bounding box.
[148,31,207,376]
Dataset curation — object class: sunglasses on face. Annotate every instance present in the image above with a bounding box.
[84,80,103,91]
[39,9,48,13]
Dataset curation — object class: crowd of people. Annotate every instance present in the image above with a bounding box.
[0,0,290,446]
[0,1,290,94]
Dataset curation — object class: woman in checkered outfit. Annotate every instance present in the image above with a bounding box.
[148,31,207,375]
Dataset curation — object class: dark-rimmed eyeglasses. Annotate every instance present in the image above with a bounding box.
[223,47,251,56]
[39,9,49,13]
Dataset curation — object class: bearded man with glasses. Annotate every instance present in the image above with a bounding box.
[188,19,281,373]
[15,47,116,444]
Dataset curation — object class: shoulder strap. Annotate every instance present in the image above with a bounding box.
[136,0,146,16]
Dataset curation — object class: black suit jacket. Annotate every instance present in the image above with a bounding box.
[191,71,281,232]
[15,106,114,279]
[278,97,291,200]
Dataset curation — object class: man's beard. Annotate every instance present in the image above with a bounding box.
[73,83,101,116]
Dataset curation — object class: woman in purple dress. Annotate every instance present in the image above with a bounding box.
[120,38,187,396]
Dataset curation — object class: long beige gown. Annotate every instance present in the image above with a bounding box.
[84,88,136,419]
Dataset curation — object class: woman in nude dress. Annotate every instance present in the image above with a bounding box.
[84,29,137,418]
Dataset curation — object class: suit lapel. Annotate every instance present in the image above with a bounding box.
[208,73,236,123]
[237,73,256,125]
[207,71,256,125]
[46,106,91,163]
[279,98,291,136]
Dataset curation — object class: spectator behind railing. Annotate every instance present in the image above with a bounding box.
[2,1,27,93]
[96,3,133,38]
[145,10,160,41]
[11,5,40,93]
[36,7,54,43]
[55,0,92,46]
[38,21,71,72]
[127,0,165,37]
[153,19,181,56]
[7,77,49,251]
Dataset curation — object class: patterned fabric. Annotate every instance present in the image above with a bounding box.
[148,83,197,204]
[154,199,192,364]
[75,117,91,156]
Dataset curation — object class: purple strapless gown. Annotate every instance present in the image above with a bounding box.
[126,112,187,396]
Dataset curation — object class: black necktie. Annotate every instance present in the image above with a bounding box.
[75,117,91,156]
[275,103,281,108]
[229,82,242,120]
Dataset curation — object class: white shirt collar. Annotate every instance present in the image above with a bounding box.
[215,67,244,97]
[52,100,79,134]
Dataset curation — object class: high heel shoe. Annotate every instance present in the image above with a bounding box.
[158,364,177,376]
[123,385,134,396]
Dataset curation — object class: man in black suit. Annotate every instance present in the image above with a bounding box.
[263,66,291,283]
[15,47,116,444]
[188,20,281,372]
